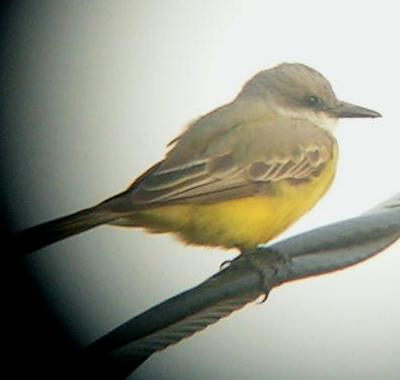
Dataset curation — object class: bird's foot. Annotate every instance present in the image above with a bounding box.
[239,246,292,303]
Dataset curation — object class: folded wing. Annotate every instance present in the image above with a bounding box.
[126,117,334,208]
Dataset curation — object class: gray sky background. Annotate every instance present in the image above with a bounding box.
[2,1,400,379]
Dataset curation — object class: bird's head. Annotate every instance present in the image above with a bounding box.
[238,63,381,133]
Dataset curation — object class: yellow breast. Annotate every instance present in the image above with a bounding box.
[130,148,337,251]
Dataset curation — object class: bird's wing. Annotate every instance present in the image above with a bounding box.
[127,117,335,208]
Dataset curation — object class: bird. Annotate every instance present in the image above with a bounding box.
[16,63,381,256]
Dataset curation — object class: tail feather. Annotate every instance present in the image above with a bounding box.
[14,204,120,256]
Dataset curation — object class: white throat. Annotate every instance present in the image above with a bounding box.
[306,111,338,134]
[274,104,338,134]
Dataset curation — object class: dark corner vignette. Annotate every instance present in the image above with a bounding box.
[0,3,84,379]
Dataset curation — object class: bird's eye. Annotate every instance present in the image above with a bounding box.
[307,95,319,106]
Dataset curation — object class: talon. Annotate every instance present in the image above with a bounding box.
[220,260,232,270]
[257,291,270,304]
[220,253,241,270]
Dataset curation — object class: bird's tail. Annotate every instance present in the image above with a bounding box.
[14,196,129,256]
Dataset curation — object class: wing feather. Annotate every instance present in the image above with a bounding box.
[126,117,335,208]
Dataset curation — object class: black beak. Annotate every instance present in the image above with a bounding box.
[330,101,382,118]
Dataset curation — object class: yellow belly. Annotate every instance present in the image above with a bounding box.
[122,157,336,251]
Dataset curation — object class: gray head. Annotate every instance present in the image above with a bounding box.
[238,63,381,132]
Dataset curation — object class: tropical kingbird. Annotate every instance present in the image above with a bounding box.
[16,63,381,255]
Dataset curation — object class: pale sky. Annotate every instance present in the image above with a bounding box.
[3,1,400,379]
